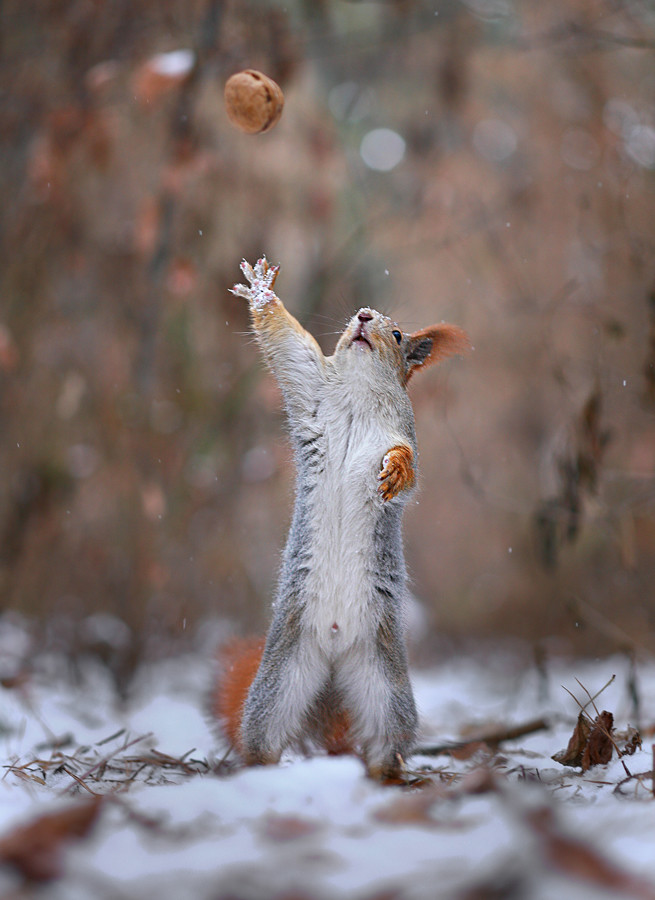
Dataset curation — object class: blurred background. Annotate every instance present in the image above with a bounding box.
[1,0,654,688]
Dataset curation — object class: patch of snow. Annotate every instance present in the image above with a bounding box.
[2,628,655,899]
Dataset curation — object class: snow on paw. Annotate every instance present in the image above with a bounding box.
[230,256,280,310]
[377,445,415,502]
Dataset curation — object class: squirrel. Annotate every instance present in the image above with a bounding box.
[212,257,469,780]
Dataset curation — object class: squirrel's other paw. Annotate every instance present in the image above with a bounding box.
[230,256,280,310]
[377,445,415,502]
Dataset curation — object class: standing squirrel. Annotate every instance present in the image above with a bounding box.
[212,257,469,780]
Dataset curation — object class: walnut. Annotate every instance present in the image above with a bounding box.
[224,69,284,134]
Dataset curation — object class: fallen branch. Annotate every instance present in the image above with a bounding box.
[416,717,550,757]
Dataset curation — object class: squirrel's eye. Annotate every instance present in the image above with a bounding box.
[392,329,402,345]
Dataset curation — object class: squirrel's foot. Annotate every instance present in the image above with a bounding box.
[230,256,280,310]
[241,747,281,767]
[366,752,408,785]
[378,445,415,502]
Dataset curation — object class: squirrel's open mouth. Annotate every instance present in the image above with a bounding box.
[352,324,373,349]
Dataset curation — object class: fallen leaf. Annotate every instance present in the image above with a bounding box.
[581,710,614,770]
[619,726,642,756]
[526,805,655,900]
[553,709,614,771]
[458,766,497,795]
[552,711,592,768]
[449,740,491,761]
[0,797,103,882]
[373,785,444,826]
[261,814,320,842]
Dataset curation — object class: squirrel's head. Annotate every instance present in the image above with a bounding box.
[334,307,470,387]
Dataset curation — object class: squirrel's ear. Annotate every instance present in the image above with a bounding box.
[404,323,471,382]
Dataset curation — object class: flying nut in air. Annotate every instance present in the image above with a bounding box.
[224,69,284,134]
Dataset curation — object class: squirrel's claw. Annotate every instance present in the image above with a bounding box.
[267,264,280,289]
[230,283,252,300]
[378,446,415,502]
[240,258,255,282]
[378,470,401,503]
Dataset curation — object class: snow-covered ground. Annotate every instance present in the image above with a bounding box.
[2,624,655,900]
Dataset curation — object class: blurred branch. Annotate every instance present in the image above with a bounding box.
[519,21,655,52]
[568,597,654,659]
[333,187,532,285]
[135,1,223,395]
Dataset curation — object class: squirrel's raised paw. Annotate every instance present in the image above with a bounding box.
[230,256,280,310]
[378,445,415,502]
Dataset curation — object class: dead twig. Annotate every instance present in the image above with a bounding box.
[61,766,101,797]
[560,673,615,715]
[59,732,154,795]
[96,728,126,746]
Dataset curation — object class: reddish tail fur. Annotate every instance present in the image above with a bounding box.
[212,637,265,753]
[212,637,352,758]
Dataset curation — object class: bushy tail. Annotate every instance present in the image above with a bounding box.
[211,637,265,752]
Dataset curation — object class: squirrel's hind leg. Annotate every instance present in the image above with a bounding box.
[334,640,417,781]
[240,635,330,765]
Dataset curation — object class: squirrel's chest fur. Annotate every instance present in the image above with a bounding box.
[280,367,413,656]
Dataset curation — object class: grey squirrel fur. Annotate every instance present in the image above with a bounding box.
[230,257,469,779]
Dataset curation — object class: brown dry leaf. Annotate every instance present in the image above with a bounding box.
[373,782,448,827]
[553,710,614,770]
[449,740,491,761]
[458,766,497,796]
[374,769,496,827]
[261,814,320,843]
[0,797,103,882]
[527,805,655,900]
[581,710,614,771]
[373,785,444,826]
[0,670,29,690]
[552,711,593,767]
[617,726,642,756]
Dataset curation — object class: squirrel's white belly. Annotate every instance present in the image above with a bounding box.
[301,445,382,655]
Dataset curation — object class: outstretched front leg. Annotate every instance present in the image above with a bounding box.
[378,444,415,502]
[231,258,326,420]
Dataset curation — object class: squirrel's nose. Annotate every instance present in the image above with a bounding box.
[358,310,373,323]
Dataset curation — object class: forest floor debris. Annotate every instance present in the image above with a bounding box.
[2,639,655,899]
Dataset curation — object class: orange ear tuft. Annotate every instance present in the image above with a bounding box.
[405,323,471,382]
